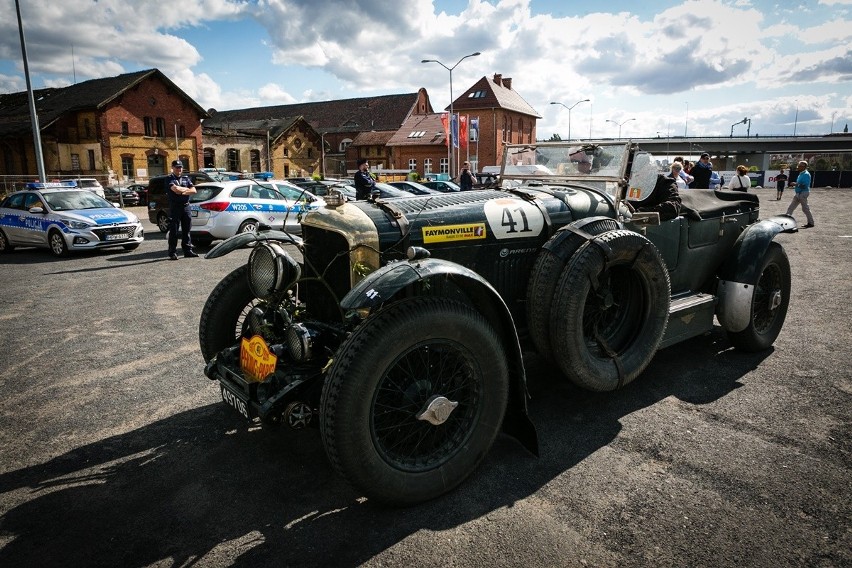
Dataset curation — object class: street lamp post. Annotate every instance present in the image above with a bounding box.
[421,52,481,179]
[550,99,590,142]
[730,117,750,138]
[793,100,799,136]
[605,117,636,139]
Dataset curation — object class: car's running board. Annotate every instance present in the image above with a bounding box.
[659,292,716,349]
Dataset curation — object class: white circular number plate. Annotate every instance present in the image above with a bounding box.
[484,198,545,240]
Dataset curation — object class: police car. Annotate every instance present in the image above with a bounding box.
[188,179,324,244]
[0,181,144,257]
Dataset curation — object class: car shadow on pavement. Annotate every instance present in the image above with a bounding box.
[0,328,768,567]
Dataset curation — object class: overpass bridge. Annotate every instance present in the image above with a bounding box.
[581,134,852,187]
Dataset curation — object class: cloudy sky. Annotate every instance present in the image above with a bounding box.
[1,0,850,139]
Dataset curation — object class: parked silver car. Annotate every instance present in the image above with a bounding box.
[0,182,143,256]
[188,179,324,244]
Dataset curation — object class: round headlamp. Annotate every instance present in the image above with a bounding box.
[248,242,301,299]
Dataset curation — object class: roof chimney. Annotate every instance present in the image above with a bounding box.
[493,73,502,85]
[502,77,512,90]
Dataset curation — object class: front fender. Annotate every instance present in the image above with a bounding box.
[341,258,538,456]
[205,230,303,259]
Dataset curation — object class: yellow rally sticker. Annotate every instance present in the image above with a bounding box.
[422,223,487,243]
[240,335,277,382]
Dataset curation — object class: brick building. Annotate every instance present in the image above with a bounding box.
[0,69,206,186]
[386,73,540,180]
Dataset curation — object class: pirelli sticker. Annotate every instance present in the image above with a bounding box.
[423,223,487,243]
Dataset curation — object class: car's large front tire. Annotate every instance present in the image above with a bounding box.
[726,242,791,352]
[550,230,670,392]
[320,297,509,506]
[198,265,257,362]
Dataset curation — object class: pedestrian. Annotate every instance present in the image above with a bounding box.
[689,153,713,189]
[726,165,751,191]
[459,161,475,191]
[667,162,693,190]
[785,160,815,228]
[626,174,682,221]
[775,169,788,200]
[166,160,198,260]
[353,158,375,200]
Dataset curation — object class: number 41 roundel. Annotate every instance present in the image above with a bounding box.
[483,198,545,240]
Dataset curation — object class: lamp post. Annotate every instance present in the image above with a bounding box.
[421,51,481,179]
[550,99,590,142]
[793,100,799,136]
[605,117,636,139]
[730,117,750,138]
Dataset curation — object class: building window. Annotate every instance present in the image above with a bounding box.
[71,153,81,170]
[284,165,290,177]
[307,148,313,158]
[121,156,134,179]
[339,138,353,152]
[227,148,240,171]
[440,157,448,174]
[178,125,186,138]
[424,158,433,174]
[83,118,92,139]
[250,150,261,172]
[203,148,215,168]
[283,147,289,157]
[156,117,166,138]
[121,121,129,136]
[88,150,95,171]
[467,90,486,98]
[143,117,153,137]
[408,159,417,171]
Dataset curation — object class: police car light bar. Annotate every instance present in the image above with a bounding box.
[26,180,78,189]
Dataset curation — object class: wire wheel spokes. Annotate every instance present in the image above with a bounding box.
[753,262,783,334]
[371,341,480,472]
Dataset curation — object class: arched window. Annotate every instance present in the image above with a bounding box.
[339,138,353,152]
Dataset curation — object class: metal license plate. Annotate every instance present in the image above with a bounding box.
[220,383,252,420]
[105,233,126,241]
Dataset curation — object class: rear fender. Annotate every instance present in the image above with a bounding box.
[716,215,796,332]
[341,258,538,456]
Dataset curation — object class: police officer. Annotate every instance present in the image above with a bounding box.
[353,158,375,200]
[166,160,198,260]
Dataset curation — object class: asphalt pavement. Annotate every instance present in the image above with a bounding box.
[0,190,849,567]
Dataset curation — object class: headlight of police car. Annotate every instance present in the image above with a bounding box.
[248,242,301,300]
[62,219,92,229]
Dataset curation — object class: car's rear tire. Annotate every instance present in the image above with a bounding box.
[550,230,670,392]
[157,212,170,233]
[527,218,620,361]
[0,229,14,252]
[48,230,68,257]
[198,265,257,362]
[725,242,791,352]
[320,297,509,506]
[238,220,259,234]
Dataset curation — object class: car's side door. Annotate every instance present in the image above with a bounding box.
[21,192,50,246]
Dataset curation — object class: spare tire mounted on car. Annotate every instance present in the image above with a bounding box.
[550,229,670,392]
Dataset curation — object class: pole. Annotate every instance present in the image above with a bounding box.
[421,52,480,180]
[684,102,689,138]
[15,0,46,182]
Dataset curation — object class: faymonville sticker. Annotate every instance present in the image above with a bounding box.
[422,223,487,243]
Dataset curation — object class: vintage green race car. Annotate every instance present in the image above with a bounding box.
[199,141,796,505]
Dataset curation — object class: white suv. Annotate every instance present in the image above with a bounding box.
[75,178,106,198]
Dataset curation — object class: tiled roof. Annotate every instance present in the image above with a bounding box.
[351,130,396,146]
[202,116,302,141]
[202,92,421,134]
[386,113,448,147]
[450,74,540,118]
[0,69,207,136]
